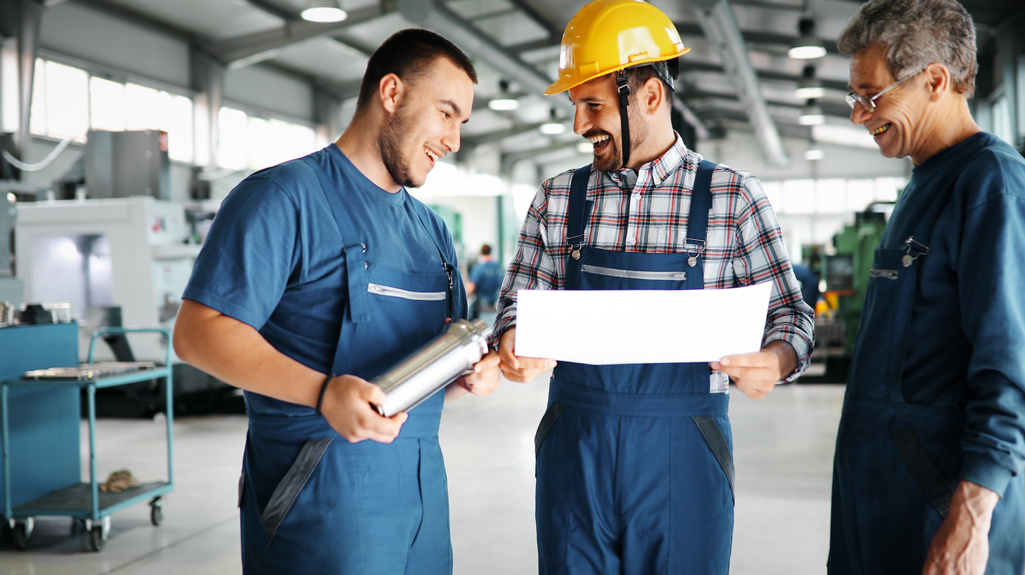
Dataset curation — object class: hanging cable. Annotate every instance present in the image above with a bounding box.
[2,136,75,172]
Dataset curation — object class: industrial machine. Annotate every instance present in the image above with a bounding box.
[0,192,24,306]
[12,195,236,415]
[815,208,889,382]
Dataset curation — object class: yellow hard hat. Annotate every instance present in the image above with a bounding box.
[545,0,689,95]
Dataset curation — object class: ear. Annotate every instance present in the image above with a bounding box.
[923,63,951,103]
[379,73,404,114]
[640,77,664,116]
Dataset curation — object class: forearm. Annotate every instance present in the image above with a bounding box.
[173,299,324,408]
[764,340,798,381]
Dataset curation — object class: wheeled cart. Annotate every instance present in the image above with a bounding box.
[1,327,174,551]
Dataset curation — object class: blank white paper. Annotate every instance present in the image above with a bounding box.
[515,282,773,365]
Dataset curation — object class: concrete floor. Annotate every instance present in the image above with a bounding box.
[0,378,844,574]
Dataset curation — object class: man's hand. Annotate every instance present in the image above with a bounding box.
[320,374,408,444]
[710,340,797,399]
[446,351,502,400]
[922,481,998,575]
[498,328,557,383]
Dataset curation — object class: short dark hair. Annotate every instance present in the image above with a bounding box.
[480,244,492,256]
[627,57,679,97]
[356,29,478,113]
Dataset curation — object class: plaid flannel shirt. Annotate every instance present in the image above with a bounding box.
[495,134,815,392]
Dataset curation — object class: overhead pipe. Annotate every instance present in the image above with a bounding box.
[689,0,790,166]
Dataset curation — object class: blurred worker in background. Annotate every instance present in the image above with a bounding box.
[828,1,1025,573]
[495,1,814,573]
[173,29,500,575]
[790,262,821,312]
[466,243,502,322]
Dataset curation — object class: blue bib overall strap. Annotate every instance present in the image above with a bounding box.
[239,157,455,575]
[535,159,734,575]
[829,160,1025,574]
[301,156,371,326]
[409,201,458,320]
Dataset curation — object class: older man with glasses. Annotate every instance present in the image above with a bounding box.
[828,1,1025,574]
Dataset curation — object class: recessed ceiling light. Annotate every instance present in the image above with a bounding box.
[301,2,347,22]
[539,122,566,135]
[488,98,520,111]
[789,17,826,60]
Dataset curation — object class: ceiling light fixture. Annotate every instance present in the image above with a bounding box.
[488,79,520,111]
[301,0,347,23]
[488,98,519,111]
[540,109,566,135]
[788,16,826,60]
[795,65,825,99]
[798,100,825,125]
[577,142,594,154]
[804,148,824,160]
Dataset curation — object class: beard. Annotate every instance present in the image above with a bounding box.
[378,102,423,188]
[589,103,649,173]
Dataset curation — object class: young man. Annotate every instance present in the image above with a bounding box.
[828,1,1025,573]
[173,29,500,575]
[495,1,814,573]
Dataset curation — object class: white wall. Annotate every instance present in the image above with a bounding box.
[224,66,314,122]
[40,2,190,89]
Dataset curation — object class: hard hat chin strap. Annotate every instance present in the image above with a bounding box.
[615,70,631,170]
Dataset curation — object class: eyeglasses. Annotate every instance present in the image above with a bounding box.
[844,68,924,113]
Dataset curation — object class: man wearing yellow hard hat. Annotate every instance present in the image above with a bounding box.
[494,1,814,573]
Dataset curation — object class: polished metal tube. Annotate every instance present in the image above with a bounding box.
[372,319,492,417]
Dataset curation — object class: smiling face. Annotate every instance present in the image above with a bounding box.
[378,57,474,188]
[568,74,649,173]
[848,43,930,161]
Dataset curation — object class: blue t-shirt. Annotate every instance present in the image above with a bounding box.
[183,145,466,412]
[878,132,1025,495]
[469,259,503,304]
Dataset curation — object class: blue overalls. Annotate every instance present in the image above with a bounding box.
[534,161,735,575]
[828,164,1025,574]
[239,155,457,574]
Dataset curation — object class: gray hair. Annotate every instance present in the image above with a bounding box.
[837,0,977,97]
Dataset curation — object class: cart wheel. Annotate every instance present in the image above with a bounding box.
[12,523,29,550]
[150,504,163,526]
[89,526,105,552]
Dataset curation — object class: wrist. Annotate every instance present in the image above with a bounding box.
[314,374,334,415]
[953,481,998,530]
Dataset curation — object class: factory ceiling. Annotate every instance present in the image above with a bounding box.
[44,0,1025,173]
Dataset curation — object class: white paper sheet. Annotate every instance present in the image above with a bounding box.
[515,282,773,365]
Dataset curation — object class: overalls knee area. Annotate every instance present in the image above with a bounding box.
[534,161,735,575]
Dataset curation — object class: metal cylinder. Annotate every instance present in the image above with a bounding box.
[372,319,492,417]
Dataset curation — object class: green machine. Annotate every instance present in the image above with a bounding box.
[820,208,889,379]
[427,204,465,266]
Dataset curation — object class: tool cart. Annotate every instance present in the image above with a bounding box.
[1,327,174,551]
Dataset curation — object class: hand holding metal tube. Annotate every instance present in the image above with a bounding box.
[371,319,493,417]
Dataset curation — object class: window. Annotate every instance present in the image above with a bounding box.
[219,106,316,171]
[30,59,89,143]
[31,58,195,162]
